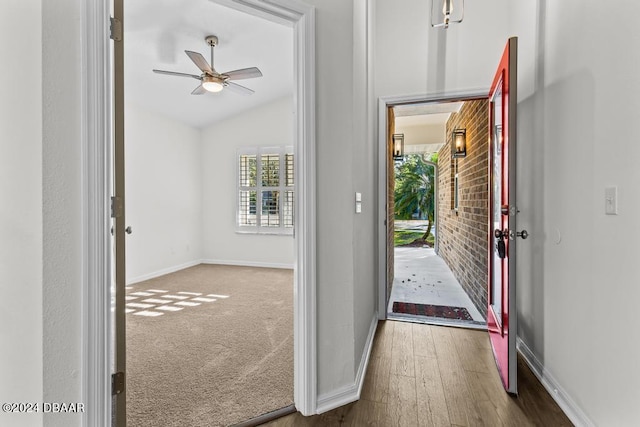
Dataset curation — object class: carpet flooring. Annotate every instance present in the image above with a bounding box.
[392,301,474,320]
[126,264,293,427]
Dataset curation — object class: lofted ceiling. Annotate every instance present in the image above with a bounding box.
[124,0,293,129]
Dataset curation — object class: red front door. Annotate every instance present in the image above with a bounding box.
[488,37,518,394]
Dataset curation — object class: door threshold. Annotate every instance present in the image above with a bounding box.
[230,404,297,427]
[387,312,487,331]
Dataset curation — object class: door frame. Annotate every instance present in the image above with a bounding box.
[81,0,318,424]
[377,91,488,319]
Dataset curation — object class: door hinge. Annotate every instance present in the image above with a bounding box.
[110,17,122,41]
[112,372,125,396]
[111,196,123,218]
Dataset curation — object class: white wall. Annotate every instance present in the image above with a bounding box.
[0,2,43,427]
[125,103,203,283]
[42,0,83,426]
[314,0,357,397]
[351,0,378,385]
[201,97,294,268]
[508,1,640,425]
[375,0,510,98]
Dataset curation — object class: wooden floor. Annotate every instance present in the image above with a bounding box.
[262,320,572,427]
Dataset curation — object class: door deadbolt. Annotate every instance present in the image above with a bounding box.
[494,228,508,239]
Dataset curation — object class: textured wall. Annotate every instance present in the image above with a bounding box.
[42,1,84,425]
[0,1,43,426]
[437,99,489,317]
[508,2,640,424]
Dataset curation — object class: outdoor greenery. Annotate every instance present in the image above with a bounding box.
[394,228,435,247]
[394,153,438,242]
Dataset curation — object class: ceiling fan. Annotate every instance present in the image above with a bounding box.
[152,35,263,95]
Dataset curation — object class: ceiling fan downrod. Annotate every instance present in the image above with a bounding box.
[205,35,218,74]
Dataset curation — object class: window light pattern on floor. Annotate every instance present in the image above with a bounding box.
[125,288,230,317]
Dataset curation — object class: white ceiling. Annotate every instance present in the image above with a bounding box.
[124,0,293,129]
[394,102,464,149]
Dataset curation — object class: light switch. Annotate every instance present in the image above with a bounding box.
[355,192,362,202]
[355,192,362,213]
[605,186,618,215]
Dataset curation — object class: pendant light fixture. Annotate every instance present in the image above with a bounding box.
[431,0,464,29]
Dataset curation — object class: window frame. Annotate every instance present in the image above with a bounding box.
[236,146,294,235]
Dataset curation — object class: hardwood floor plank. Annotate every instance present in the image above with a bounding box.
[389,374,419,427]
[414,356,450,427]
[262,403,355,427]
[513,355,573,426]
[412,323,437,359]
[469,399,503,427]
[450,328,493,374]
[371,320,395,358]
[343,399,390,426]
[360,355,391,403]
[431,326,473,426]
[430,325,457,364]
[260,322,573,427]
[391,321,415,377]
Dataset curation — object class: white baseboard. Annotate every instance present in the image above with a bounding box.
[201,259,294,270]
[127,260,201,285]
[316,313,378,414]
[516,337,594,427]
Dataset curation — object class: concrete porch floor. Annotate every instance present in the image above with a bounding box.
[388,246,486,325]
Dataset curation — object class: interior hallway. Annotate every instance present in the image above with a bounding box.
[263,320,572,426]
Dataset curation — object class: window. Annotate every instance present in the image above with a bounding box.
[237,147,294,234]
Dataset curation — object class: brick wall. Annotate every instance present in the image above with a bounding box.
[437,99,489,318]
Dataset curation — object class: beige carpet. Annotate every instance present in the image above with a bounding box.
[125,264,294,427]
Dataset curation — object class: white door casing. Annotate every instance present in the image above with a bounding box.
[81,0,317,424]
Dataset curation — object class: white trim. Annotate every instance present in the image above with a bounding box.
[316,314,378,414]
[127,260,203,285]
[517,337,595,427]
[81,0,112,425]
[83,0,317,424]
[291,3,317,415]
[377,90,489,321]
[202,259,294,270]
[377,98,388,320]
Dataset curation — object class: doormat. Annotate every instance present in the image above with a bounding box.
[392,302,474,321]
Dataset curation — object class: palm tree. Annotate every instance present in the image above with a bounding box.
[394,153,437,241]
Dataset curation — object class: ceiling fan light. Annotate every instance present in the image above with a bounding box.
[202,76,224,92]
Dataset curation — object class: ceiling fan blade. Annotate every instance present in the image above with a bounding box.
[191,84,208,95]
[226,81,255,96]
[153,69,201,80]
[185,50,213,74]
[223,67,263,81]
